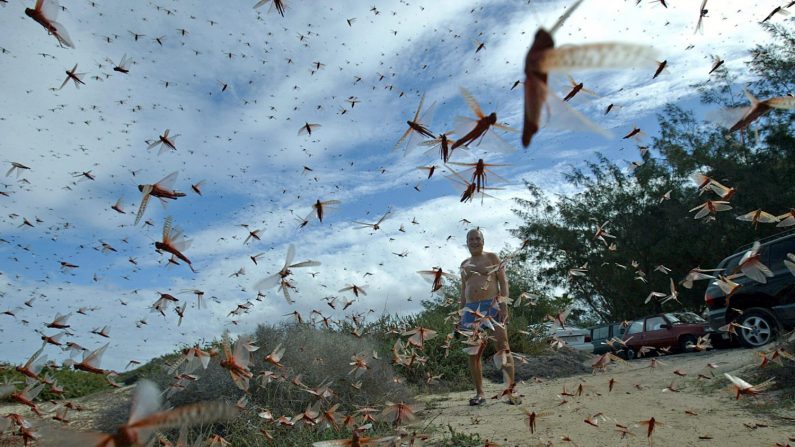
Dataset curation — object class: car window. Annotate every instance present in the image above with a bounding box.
[645,316,666,331]
[592,326,609,340]
[626,320,643,335]
[768,236,795,272]
[669,312,704,324]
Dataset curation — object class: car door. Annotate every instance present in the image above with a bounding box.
[623,320,643,349]
[766,237,795,324]
[639,316,668,349]
[612,323,626,340]
[591,325,610,354]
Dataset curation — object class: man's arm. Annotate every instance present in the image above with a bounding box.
[493,253,509,322]
[459,267,467,310]
[456,265,468,333]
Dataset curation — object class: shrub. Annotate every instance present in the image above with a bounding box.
[742,336,795,406]
[116,323,413,446]
[0,367,109,402]
[362,290,556,394]
[437,424,482,447]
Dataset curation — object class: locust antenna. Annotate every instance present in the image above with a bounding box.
[549,0,585,35]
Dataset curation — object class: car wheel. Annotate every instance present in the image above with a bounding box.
[736,308,779,348]
[623,348,635,360]
[678,335,697,353]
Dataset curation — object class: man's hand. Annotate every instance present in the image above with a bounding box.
[497,300,509,324]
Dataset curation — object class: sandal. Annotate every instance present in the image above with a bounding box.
[469,395,486,406]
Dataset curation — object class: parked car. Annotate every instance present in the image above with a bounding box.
[589,322,627,355]
[527,323,592,351]
[621,312,714,359]
[704,230,795,348]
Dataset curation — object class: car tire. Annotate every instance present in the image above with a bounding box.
[678,335,697,353]
[736,308,779,348]
[622,348,635,360]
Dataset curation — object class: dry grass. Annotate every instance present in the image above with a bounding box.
[101,323,413,445]
[743,334,795,413]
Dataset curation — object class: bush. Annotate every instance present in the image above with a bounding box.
[368,309,474,394]
[116,323,413,446]
[742,335,795,407]
[0,366,109,402]
[437,424,482,447]
[252,323,412,410]
[362,292,552,394]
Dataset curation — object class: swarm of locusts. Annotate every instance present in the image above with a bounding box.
[3,0,795,445]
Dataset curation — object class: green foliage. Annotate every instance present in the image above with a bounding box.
[220,416,397,447]
[118,350,185,385]
[378,302,474,393]
[0,366,109,401]
[747,24,795,101]
[511,23,795,323]
[365,273,556,394]
[436,424,482,447]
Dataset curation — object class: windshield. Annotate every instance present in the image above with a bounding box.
[666,312,705,324]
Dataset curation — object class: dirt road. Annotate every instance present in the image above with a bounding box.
[415,347,795,446]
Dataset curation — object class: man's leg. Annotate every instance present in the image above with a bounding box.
[494,326,516,385]
[468,353,484,398]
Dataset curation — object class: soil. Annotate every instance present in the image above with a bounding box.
[414,346,795,446]
[483,347,593,383]
[2,347,793,446]
[0,384,134,446]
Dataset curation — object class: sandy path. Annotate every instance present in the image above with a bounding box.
[0,384,133,444]
[415,347,795,447]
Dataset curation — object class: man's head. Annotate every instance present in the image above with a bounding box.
[466,228,484,255]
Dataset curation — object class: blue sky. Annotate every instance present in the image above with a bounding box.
[0,0,787,370]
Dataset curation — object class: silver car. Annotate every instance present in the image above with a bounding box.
[528,323,592,351]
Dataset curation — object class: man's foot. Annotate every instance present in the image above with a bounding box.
[506,394,522,405]
[468,395,486,406]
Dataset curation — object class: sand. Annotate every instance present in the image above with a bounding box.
[414,347,795,447]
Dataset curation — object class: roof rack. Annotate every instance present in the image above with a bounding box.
[735,227,795,252]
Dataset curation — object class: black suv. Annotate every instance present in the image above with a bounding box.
[705,230,795,347]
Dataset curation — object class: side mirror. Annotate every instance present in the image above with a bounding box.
[660,323,671,329]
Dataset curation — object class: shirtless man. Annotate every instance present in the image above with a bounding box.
[459,228,519,406]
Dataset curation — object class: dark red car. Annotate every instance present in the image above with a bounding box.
[620,312,714,359]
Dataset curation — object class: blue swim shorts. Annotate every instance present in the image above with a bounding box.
[460,298,500,329]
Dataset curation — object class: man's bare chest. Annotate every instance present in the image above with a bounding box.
[462,257,496,279]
